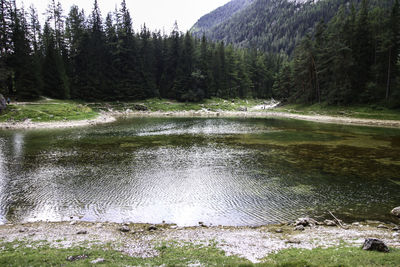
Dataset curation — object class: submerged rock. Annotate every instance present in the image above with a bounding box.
[391,207,400,217]
[362,239,389,253]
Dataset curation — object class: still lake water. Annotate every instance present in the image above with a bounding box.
[0,117,399,226]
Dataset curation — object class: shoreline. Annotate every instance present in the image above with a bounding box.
[1,109,400,130]
[1,220,399,263]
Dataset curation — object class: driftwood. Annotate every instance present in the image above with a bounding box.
[328,211,349,229]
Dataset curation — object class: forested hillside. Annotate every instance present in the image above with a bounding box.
[273,0,400,106]
[192,0,395,55]
[0,0,279,101]
[191,0,254,36]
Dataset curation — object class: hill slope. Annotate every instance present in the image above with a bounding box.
[191,0,395,54]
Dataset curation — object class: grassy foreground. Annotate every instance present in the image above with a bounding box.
[0,98,98,123]
[0,241,399,266]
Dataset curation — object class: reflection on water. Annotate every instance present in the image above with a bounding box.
[0,118,399,226]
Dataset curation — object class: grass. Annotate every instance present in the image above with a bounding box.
[0,241,399,266]
[88,97,263,113]
[0,98,98,122]
[264,246,400,267]
[274,103,400,121]
[0,241,251,266]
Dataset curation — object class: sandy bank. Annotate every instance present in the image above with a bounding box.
[1,109,400,130]
[0,221,399,263]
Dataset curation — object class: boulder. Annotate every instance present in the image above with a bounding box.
[133,104,148,111]
[391,207,400,217]
[362,239,389,253]
[0,94,6,112]
[295,217,318,227]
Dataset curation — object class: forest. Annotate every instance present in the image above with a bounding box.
[0,0,399,107]
[0,0,280,102]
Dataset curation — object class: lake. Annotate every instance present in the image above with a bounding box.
[0,117,399,226]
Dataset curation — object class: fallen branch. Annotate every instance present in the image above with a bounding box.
[328,211,349,229]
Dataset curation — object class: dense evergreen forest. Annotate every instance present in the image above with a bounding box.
[0,0,399,107]
[273,0,400,106]
[0,0,279,101]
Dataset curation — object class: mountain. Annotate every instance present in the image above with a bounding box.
[191,0,395,55]
[191,0,255,36]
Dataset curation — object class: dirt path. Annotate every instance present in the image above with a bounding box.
[1,109,400,130]
[0,221,399,263]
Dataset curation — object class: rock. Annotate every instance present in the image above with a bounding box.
[295,217,318,227]
[237,106,248,112]
[391,207,400,217]
[362,239,389,253]
[286,239,301,244]
[198,222,208,228]
[119,225,130,232]
[90,258,105,264]
[18,228,28,233]
[324,219,337,226]
[66,254,89,262]
[295,225,305,231]
[352,222,360,226]
[148,225,157,231]
[133,104,148,111]
[392,226,400,231]
[77,230,88,235]
[170,225,178,229]
[377,224,389,229]
[0,94,6,113]
[275,228,283,233]
[70,221,77,225]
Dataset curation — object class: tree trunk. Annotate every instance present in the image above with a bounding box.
[386,47,392,101]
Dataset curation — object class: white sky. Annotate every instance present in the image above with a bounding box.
[20,0,230,33]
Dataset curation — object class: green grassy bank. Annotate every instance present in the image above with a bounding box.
[1,241,399,266]
[274,103,400,121]
[0,99,98,123]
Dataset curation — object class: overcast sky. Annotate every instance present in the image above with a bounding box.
[20,0,230,32]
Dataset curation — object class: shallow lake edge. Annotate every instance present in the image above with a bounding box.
[2,110,400,130]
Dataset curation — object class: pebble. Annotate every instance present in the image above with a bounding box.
[324,220,336,226]
[148,225,157,231]
[119,225,130,232]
